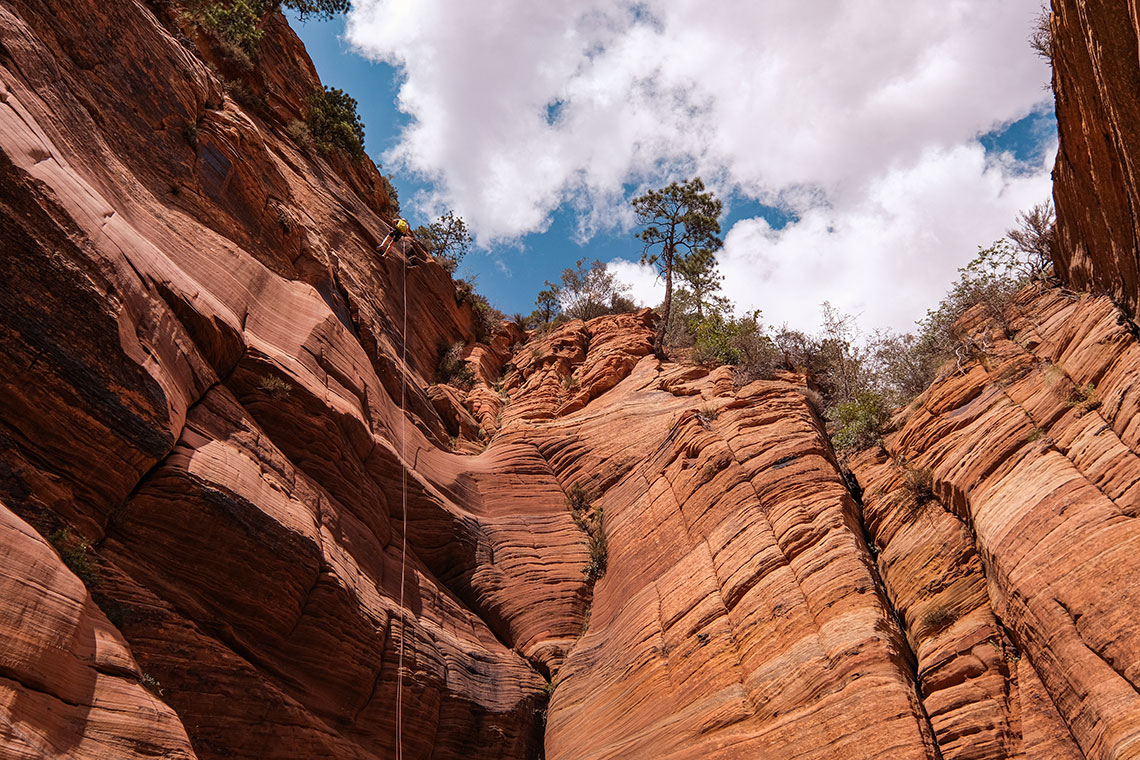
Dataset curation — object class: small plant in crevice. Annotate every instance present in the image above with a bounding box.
[182,120,199,146]
[1067,382,1102,415]
[921,606,957,633]
[1026,426,1046,443]
[695,402,718,430]
[48,528,98,586]
[258,373,293,400]
[140,672,164,696]
[436,341,475,390]
[566,485,607,582]
[561,373,579,392]
[583,517,608,581]
[902,466,934,506]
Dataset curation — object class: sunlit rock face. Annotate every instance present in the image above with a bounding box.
[2,0,1140,758]
[851,285,1140,760]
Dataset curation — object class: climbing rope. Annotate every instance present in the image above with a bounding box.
[396,238,409,760]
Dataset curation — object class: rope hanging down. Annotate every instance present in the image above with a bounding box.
[396,237,409,760]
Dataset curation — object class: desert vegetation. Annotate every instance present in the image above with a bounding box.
[647,187,1057,452]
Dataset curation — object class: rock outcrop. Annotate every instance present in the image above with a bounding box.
[850,285,1140,758]
[1051,0,1140,317]
[3,0,1140,758]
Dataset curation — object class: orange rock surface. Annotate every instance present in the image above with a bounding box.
[3,0,1140,757]
[850,286,1140,758]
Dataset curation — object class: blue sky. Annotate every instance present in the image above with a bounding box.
[288,3,1056,332]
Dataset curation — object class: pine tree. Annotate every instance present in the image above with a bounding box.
[632,178,723,356]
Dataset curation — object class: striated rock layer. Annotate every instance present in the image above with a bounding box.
[1051,0,1140,317]
[851,286,1140,759]
[3,0,1140,758]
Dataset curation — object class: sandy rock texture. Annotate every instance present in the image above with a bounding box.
[850,286,1140,759]
[0,0,547,755]
[1051,0,1140,317]
[3,0,1140,757]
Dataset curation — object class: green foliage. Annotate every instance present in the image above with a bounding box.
[691,310,760,367]
[470,293,501,344]
[829,391,893,451]
[534,285,561,325]
[258,373,292,399]
[197,0,267,56]
[437,341,475,390]
[416,210,472,275]
[283,0,349,20]
[308,86,365,158]
[675,247,726,319]
[558,259,632,321]
[379,174,399,213]
[917,240,1027,355]
[49,528,98,586]
[565,485,606,581]
[632,177,723,354]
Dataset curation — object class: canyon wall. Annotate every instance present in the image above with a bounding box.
[1051,0,1140,317]
[2,0,1140,758]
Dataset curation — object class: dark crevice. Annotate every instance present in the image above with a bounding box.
[840,467,946,760]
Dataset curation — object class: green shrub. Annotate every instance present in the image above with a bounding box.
[379,174,399,213]
[584,517,607,581]
[437,341,475,390]
[49,528,98,586]
[284,0,348,20]
[258,373,292,399]
[829,391,892,451]
[309,86,365,158]
[415,211,472,275]
[198,0,266,56]
[469,292,502,344]
[902,467,934,505]
[565,485,607,581]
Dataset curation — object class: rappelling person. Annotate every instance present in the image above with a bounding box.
[377,217,411,259]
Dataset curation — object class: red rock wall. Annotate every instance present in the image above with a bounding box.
[5,0,1140,757]
[0,0,551,756]
[1051,0,1140,316]
[850,286,1140,758]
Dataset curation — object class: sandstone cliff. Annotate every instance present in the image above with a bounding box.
[1052,0,1140,319]
[2,0,1140,758]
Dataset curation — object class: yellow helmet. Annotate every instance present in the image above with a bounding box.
[395,218,409,234]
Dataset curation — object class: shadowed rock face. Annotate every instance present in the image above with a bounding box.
[1051,0,1140,317]
[2,0,1140,758]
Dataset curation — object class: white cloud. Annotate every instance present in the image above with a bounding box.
[345,0,1054,332]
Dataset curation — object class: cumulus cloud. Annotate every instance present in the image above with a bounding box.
[345,0,1054,331]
